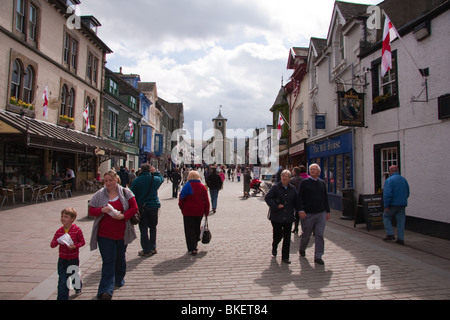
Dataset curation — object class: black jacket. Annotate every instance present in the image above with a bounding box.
[170,171,182,184]
[206,172,223,190]
[265,182,298,223]
[297,178,330,213]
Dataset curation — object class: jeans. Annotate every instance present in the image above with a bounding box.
[383,206,406,240]
[139,206,159,253]
[97,236,127,297]
[209,189,219,210]
[57,257,81,300]
[299,211,327,259]
[172,183,180,197]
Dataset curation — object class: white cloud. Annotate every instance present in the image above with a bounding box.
[79,0,380,134]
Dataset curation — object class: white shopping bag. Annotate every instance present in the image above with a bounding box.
[57,233,74,247]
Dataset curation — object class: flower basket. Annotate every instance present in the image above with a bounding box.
[7,97,35,117]
[58,115,75,128]
[372,94,398,112]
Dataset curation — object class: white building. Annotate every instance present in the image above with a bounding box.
[283,0,450,238]
[357,0,450,237]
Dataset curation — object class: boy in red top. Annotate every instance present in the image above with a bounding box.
[50,207,85,300]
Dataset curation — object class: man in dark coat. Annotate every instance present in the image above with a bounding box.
[118,167,129,187]
[170,168,182,198]
[205,167,223,213]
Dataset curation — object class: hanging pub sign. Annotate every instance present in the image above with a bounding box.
[338,88,365,127]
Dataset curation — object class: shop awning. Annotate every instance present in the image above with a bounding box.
[0,110,126,160]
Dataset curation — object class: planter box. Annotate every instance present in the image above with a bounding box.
[6,103,35,118]
[58,120,75,129]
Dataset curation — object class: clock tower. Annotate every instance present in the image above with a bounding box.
[212,106,227,164]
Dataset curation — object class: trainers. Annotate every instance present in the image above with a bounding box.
[396,239,405,245]
[383,235,395,242]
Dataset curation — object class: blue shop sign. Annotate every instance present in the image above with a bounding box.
[315,115,326,129]
[308,132,352,158]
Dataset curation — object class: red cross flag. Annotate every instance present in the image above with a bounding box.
[129,120,134,137]
[381,13,398,77]
[83,105,89,132]
[42,86,48,119]
[277,112,284,141]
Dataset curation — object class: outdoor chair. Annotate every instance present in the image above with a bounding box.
[1,188,16,206]
[52,185,62,200]
[43,185,54,201]
[32,185,47,203]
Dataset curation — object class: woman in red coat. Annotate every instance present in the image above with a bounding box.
[179,170,210,255]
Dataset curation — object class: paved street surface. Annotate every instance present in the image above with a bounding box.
[1,175,449,306]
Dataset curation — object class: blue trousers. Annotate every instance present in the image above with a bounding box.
[383,206,406,240]
[97,237,127,297]
[57,257,81,300]
[209,189,219,209]
[138,207,159,253]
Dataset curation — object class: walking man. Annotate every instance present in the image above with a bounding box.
[382,165,410,245]
[130,163,164,257]
[170,168,182,198]
[297,163,330,265]
[205,166,223,214]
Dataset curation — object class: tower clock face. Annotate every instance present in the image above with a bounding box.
[217,121,222,127]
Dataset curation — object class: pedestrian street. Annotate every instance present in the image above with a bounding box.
[0,175,449,301]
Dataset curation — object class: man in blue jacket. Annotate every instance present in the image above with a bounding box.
[130,163,164,256]
[383,165,410,245]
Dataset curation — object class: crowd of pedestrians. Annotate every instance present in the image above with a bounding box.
[50,161,409,300]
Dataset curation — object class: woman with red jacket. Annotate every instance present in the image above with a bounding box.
[179,170,210,255]
[88,169,138,300]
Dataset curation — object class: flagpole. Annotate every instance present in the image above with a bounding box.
[280,112,291,129]
[382,10,424,78]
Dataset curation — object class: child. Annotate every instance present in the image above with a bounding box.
[50,207,85,300]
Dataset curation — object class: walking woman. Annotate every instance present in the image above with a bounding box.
[88,169,138,300]
[265,169,298,264]
[179,170,210,255]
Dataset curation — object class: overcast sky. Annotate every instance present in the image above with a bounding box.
[78,0,379,137]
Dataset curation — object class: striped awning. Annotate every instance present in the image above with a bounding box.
[0,110,126,159]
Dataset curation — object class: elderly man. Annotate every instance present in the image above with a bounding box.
[383,165,410,245]
[297,164,330,265]
[265,169,298,264]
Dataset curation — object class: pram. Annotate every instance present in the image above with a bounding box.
[250,179,265,196]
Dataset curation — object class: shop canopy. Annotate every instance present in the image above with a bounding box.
[0,110,126,161]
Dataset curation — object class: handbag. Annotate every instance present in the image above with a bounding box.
[201,216,212,244]
[131,174,154,225]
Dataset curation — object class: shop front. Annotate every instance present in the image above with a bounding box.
[307,131,353,210]
[0,110,126,190]
[289,140,306,167]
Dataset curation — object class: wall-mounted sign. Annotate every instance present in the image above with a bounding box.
[338,88,365,127]
[315,115,326,129]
